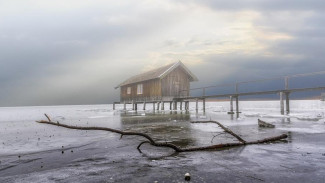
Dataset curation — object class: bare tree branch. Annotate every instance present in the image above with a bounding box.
[36,114,287,152]
[191,121,247,144]
[211,132,224,143]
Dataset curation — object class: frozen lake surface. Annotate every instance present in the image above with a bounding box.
[1,100,325,182]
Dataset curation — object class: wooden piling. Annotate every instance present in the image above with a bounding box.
[135,102,137,111]
[229,96,234,114]
[285,92,290,114]
[203,98,206,112]
[196,98,198,112]
[157,101,160,110]
[161,101,164,110]
[153,102,155,111]
[132,100,135,110]
[170,102,172,110]
[187,101,190,111]
[280,92,284,115]
[143,101,146,110]
[235,96,239,113]
[113,102,115,110]
[123,101,126,110]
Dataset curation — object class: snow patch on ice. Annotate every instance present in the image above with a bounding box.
[278,127,325,134]
[88,116,109,119]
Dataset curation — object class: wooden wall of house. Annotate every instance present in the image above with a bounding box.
[161,66,190,97]
[120,79,161,102]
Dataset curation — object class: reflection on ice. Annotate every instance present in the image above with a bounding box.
[1,100,325,182]
[0,100,324,155]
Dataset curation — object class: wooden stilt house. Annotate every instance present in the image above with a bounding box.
[115,61,198,102]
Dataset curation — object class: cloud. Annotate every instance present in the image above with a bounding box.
[0,0,325,106]
[177,0,325,11]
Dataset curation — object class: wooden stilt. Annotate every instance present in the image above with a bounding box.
[229,96,234,114]
[161,101,164,110]
[235,96,239,113]
[143,101,146,110]
[153,102,155,111]
[196,98,198,112]
[186,101,189,111]
[132,100,135,110]
[203,98,206,112]
[285,92,290,114]
[113,102,115,110]
[124,101,126,110]
[280,92,284,115]
[135,102,137,111]
[170,102,172,110]
[157,101,160,110]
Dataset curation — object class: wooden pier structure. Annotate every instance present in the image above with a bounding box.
[175,86,325,115]
[114,85,325,114]
[113,100,190,111]
[114,63,325,114]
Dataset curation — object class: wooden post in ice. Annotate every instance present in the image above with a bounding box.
[235,83,239,113]
[203,98,206,112]
[170,102,172,110]
[143,101,146,110]
[153,102,155,111]
[280,92,284,115]
[229,96,234,114]
[113,102,115,110]
[285,93,290,114]
[235,96,239,114]
[284,76,290,114]
[157,101,160,110]
[132,100,135,110]
[161,101,164,110]
[135,102,137,111]
[173,101,177,110]
[195,98,198,112]
[123,101,126,110]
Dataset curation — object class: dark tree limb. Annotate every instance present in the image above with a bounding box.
[211,132,224,143]
[36,114,287,153]
[44,113,51,122]
[137,141,150,150]
[191,120,247,144]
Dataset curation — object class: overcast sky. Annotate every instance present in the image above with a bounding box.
[1,0,325,107]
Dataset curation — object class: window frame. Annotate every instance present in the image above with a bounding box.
[137,84,143,95]
[127,87,131,95]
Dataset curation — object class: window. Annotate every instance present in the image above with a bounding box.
[137,84,143,94]
[127,87,131,95]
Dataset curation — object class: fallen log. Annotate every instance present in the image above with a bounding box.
[258,119,275,128]
[36,114,287,152]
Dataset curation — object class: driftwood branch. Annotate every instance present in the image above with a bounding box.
[211,132,224,143]
[36,114,287,152]
[258,119,275,128]
[191,120,247,144]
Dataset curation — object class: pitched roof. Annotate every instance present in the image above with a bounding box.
[115,61,198,88]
